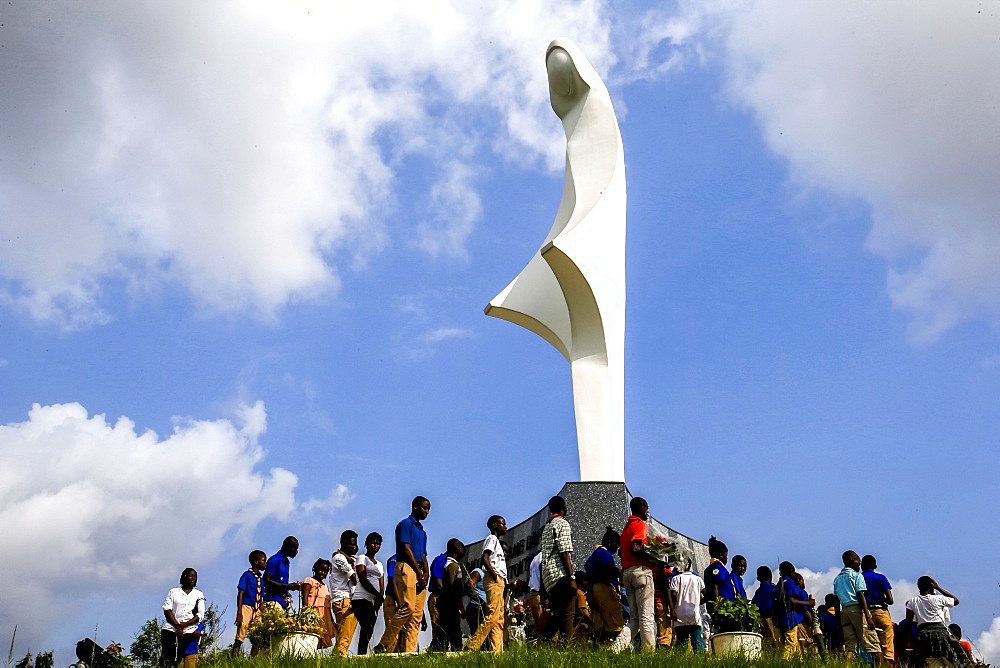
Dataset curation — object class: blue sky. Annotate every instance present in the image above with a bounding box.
[3,0,1000,661]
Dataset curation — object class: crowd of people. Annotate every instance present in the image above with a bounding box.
[156,493,978,666]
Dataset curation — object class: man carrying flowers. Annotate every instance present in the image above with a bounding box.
[611,496,656,652]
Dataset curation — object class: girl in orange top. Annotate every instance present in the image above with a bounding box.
[302,559,335,649]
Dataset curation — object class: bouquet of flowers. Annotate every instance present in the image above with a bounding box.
[247,605,322,648]
[506,597,534,643]
[643,524,689,566]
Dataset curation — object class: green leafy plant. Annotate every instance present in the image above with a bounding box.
[129,619,160,668]
[246,606,322,649]
[712,597,762,633]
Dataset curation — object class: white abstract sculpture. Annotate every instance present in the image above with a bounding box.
[486,38,626,482]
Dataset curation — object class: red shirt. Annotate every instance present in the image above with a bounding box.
[620,515,652,570]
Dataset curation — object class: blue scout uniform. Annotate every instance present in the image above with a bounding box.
[704,559,736,602]
[732,571,747,599]
[752,580,776,617]
[773,575,807,632]
[237,568,263,608]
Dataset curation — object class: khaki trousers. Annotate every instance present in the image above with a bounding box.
[782,622,815,657]
[655,600,673,647]
[332,597,357,656]
[379,594,406,650]
[841,604,881,655]
[466,573,505,651]
[761,618,781,646]
[591,583,624,634]
[528,591,548,632]
[378,562,425,652]
[427,591,439,630]
[870,608,894,661]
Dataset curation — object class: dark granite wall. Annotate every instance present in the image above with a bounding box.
[458,481,709,581]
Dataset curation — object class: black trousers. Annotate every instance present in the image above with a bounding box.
[159,630,195,667]
[431,598,463,651]
[351,598,379,655]
[541,577,576,642]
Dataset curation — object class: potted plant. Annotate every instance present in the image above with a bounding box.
[247,605,322,657]
[710,598,763,658]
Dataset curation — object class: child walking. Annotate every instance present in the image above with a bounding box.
[465,515,508,652]
[302,558,335,649]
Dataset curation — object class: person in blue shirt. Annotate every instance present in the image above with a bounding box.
[751,565,779,647]
[772,561,814,658]
[820,593,846,655]
[833,550,880,659]
[178,622,203,667]
[263,536,302,609]
[426,550,449,643]
[231,550,266,656]
[378,554,406,652]
[584,526,623,644]
[375,495,431,653]
[703,536,735,608]
[730,555,748,599]
[861,554,895,664]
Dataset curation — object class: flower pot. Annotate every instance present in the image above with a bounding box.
[273,632,320,657]
[711,631,762,658]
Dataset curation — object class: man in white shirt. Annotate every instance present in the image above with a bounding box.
[465,515,507,652]
[527,551,545,633]
[670,558,705,654]
[330,530,359,656]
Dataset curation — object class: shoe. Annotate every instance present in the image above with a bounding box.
[372,645,388,654]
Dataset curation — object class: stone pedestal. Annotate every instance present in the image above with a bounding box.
[461,482,708,579]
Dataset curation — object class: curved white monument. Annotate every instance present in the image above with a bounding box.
[486,38,626,482]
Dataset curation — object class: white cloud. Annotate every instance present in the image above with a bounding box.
[413,162,483,260]
[420,326,475,344]
[0,1,618,328]
[0,401,298,649]
[302,484,356,515]
[975,617,1000,664]
[700,0,1000,342]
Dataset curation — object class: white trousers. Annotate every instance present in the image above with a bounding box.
[612,565,656,652]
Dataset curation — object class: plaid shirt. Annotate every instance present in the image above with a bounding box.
[540,515,574,591]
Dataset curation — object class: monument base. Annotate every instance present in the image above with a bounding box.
[461,481,709,580]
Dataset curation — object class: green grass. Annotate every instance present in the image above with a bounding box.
[200,644,859,667]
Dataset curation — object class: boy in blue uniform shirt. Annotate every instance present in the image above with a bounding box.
[427,550,448,638]
[821,593,846,654]
[772,561,814,657]
[231,550,266,656]
[263,536,302,610]
[730,555,748,599]
[179,622,203,667]
[751,565,779,646]
[861,554,894,664]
